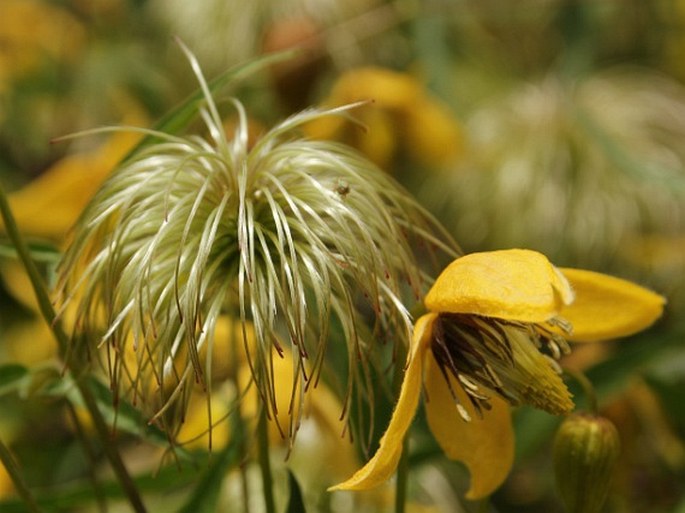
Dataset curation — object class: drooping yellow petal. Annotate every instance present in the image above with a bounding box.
[559,268,666,342]
[5,113,145,241]
[403,98,464,168]
[425,249,574,323]
[424,354,515,500]
[330,313,437,491]
[327,67,423,110]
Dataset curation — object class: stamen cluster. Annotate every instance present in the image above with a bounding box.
[431,313,574,420]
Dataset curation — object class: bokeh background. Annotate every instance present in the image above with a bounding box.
[1,1,684,512]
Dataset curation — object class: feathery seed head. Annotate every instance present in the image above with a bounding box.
[55,46,457,440]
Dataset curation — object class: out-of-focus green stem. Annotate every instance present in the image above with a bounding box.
[564,367,598,414]
[257,405,276,513]
[394,439,409,513]
[0,181,147,513]
[66,402,107,513]
[0,185,67,357]
[393,342,409,513]
[477,497,490,513]
[0,437,46,513]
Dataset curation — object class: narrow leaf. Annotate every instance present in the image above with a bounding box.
[0,364,28,396]
[0,239,61,264]
[286,470,307,513]
[176,441,241,513]
[124,48,298,162]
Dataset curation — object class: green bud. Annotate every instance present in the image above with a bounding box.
[553,413,621,513]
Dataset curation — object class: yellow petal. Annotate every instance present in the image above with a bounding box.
[329,313,437,491]
[176,390,232,449]
[403,98,464,168]
[424,354,514,500]
[425,249,574,323]
[327,67,422,110]
[559,268,666,342]
[0,261,39,311]
[0,455,14,498]
[5,113,144,241]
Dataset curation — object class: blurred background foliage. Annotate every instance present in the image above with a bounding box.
[0,0,684,512]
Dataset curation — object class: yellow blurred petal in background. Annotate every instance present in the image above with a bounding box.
[0,0,85,89]
[176,389,233,450]
[6,119,145,241]
[0,461,13,499]
[305,67,463,170]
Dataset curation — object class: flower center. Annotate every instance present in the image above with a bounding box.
[431,313,575,420]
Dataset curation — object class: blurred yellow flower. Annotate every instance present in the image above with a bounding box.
[5,126,144,242]
[176,317,361,496]
[0,462,12,499]
[331,249,665,499]
[306,67,463,170]
[0,108,146,366]
[0,0,85,91]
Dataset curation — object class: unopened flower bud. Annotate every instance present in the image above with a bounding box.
[553,413,621,513]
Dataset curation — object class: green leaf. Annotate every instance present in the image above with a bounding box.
[0,462,202,513]
[82,377,189,454]
[0,238,61,264]
[56,375,191,458]
[123,48,298,162]
[175,440,241,513]
[644,367,685,433]
[0,364,28,396]
[17,364,62,399]
[286,470,307,513]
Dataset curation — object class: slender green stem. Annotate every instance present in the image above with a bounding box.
[228,338,251,513]
[563,367,598,414]
[393,342,409,513]
[0,185,67,357]
[394,439,409,513]
[66,401,108,513]
[0,181,147,513]
[0,437,46,513]
[257,405,276,513]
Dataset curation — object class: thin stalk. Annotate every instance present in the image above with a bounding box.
[228,336,251,513]
[477,498,490,513]
[393,342,409,513]
[66,401,108,513]
[257,405,276,513]
[394,440,409,513]
[0,437,46,513]
[564,367,598,414]
[0,181,147,513]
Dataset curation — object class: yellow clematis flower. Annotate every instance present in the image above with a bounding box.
[0,0,85,92]
[331,249,665,499]
[305,67,463,170]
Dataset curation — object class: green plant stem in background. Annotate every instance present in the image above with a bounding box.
[393,344,409,513]
[0,437,46,513]
[476,497,491,513]
[66,402,108,513]
[257,405,276,513]
[0,182,147,513]
[564,368,598,414]
[394,439,409,513]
